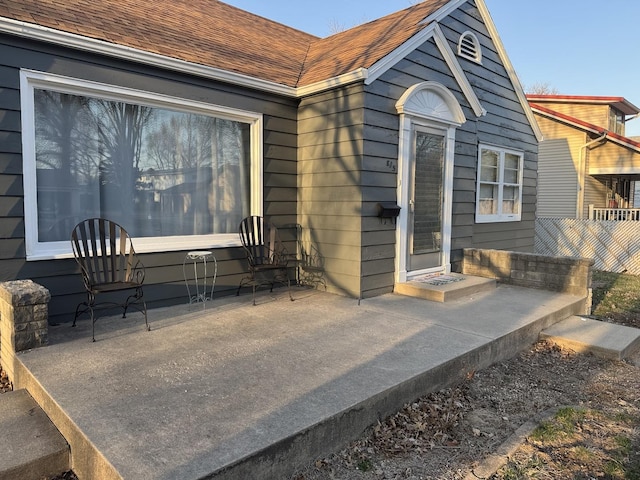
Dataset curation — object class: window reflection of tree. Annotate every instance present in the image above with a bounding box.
[34,90,249,241]
[95,100,151,228]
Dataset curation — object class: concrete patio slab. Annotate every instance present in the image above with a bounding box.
[11,284,587,480]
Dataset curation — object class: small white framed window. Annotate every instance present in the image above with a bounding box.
[458,31,482,63]
[20,70,264,260]
[475,144,524,223]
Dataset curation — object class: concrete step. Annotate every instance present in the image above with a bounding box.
[0,389,69,480]
[540,316,640,360]
[394,273,496,302]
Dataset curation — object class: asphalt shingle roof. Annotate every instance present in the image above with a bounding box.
[0,0,451,88]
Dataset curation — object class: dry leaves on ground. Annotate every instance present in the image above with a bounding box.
[293,341,640,480]
[0,367,10,393]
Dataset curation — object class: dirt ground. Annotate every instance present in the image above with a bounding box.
[289,273,640,480]
[291,341,640,480]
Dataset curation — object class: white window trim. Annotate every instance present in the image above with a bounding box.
[20,69,264,260]
[475,143,524,223]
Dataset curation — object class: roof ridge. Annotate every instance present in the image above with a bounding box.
[295,41,313,87]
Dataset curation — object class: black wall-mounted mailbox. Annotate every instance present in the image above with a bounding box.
[376,202,401,218]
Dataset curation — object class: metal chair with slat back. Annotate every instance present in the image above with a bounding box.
[71,218,150,341]
[236,216,293,305]
[299,240,327,291]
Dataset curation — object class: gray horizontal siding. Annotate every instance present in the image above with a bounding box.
[361,1,538,282]
[298,83,366,297]
[0,34,299,318]
[444,2,537,256]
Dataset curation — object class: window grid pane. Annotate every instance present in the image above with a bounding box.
[476,146,523,221]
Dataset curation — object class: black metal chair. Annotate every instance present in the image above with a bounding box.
[71,218,149,341]
[284,223,326,290]
[237,216,293,305]
[299,239,327,290]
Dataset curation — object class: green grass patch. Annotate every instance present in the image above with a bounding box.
[499,455,545,480]
[356,458,372,472]
[592,271,640,319]
[604,459,625,477]
[572,445,595,462]
[615,435,632,454]
[530,407,587,442]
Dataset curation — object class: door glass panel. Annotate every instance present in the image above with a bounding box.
[412,132,444,255]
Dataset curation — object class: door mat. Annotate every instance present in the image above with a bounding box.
[410,273,465,285]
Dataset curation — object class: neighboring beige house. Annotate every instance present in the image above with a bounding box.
[528,95,640,219]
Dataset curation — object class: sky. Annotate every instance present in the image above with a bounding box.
[223,0,640,136]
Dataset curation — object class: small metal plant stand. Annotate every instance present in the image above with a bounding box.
[183,251,217,307]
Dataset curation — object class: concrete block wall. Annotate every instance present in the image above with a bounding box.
[462,248,593,302]
[0,280,50,383]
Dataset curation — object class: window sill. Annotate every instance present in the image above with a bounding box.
[475,215,521,223]
[26,234,241,261]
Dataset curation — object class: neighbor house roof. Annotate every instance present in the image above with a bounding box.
[0,0,448,88]
[526,95,640,117]
[530,102,640,152]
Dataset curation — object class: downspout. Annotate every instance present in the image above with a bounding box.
[577,132,607,218]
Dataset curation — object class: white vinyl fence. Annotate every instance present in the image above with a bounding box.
[535,218,640,274]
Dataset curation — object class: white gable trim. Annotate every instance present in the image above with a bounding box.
[364,22,436,84]
[295,68,369,97]
[475,0,543,141]
[365,23,486,118]
[431,25,487,118]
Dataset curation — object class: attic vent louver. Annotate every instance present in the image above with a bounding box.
[458,31,482,63]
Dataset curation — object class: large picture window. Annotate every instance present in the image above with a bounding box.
[21,71,263,259]
[475,144,523,223]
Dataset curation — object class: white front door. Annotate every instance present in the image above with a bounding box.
[395,82,465,283]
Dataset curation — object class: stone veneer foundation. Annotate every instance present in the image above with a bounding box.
[0,280,50,384]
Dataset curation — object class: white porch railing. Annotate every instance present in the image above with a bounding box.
[588,205,640,221]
